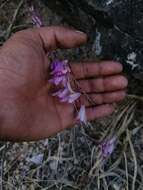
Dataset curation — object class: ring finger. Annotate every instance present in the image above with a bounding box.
[78,75,128,93]
[78,90,126,107]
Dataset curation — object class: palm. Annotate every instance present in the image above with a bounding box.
[0,27,127,141]
[0,29,75,141]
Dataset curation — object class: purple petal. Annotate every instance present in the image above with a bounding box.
[49,76,66,86]
[49,59,71,87]
[49,78,60,85]
[68,93,81,103]
[60,96,68,103]
[58,88,69,98]
[67,81,74,93]
[52,90,62,97]
[50,60,70,76]
[77,105,87,124]
[59,92,81,103]
[52,88,69,99]
[100,137,116,158]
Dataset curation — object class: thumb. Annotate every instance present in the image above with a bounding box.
[4,26,87,52]
[37,26,87,51]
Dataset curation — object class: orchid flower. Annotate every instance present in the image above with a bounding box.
[99,137,116,158]
[50,60,70,76]
[49,60,70,86]
[52,87,81,104]
[52,88,69,99]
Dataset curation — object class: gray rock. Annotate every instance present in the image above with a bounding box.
[42,0,143,80]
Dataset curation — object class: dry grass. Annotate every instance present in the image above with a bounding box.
[0,1,143,190]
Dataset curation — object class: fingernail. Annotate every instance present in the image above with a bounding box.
[75,30,86,34]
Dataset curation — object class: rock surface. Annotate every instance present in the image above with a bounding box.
[42,0,143,80]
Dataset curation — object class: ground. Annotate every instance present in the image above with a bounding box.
[0,1,143,190]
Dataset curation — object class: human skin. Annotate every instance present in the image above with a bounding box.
[0,26,128,141]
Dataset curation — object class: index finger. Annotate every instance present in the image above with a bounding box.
[71,61,123,79]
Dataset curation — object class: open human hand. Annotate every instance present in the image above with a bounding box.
[0,26,128,141]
